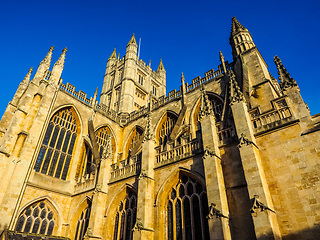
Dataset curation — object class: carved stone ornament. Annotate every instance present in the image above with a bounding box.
[202,147,220,160]
[250,195,275,217]
[132,218,144,232]
[274,56,297,91]
[143,114,153,141]
[207,203,229,220]
[102,135,112,160]
[138,170,148,180]
[199,86,214,120]
[228,70,244,105]
[237,133,258,149]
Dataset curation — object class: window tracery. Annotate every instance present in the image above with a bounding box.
[167,175,209,240]
[34,108,78,180]
[158,113,177,147]
[126,127,144,159]
[113,190,137,240]
[15,201,55,236]
[95,126,114,160]
[74,201,91,240]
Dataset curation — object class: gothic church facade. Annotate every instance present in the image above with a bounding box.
[0,17,320,240]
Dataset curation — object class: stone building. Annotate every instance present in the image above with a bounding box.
[0,17,320,240]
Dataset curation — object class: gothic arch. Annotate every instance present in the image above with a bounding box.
[15,196,63,236]
[154,168,207,240]
[94,124,117,163]
[103,184,137,239]
[122,125,144,160]
[154,110,179,146]
[68,196,92,240]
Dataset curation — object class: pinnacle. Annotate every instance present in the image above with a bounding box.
[157,59,165,72]
[231,17,247,36]
[109,48,117,60]
[128,33,137,46]
[274,55,297,90]
[54,47,67,68]
[40,46,54,66]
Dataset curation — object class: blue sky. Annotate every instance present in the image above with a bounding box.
[1,0,319,116]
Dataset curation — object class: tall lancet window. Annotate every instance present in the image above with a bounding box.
[34,108,78,180]
[74,201,91,240]
[15,201,56,236]
[95,126,114,160]
[158,112,177,148]
[113,190,137,240]
[167,175,209,240]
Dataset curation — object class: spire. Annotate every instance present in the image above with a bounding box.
[157,59,165,72]
[22,67,33,84]
[219,51,227,73]
[41,46,54,67]
[127,33,137,46]
[274,56,297,90]
[231,17,247,36]
[53,47,67,68]
[228,70,244,105]
[109,48,117,60]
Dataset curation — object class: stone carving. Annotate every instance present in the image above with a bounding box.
[250,195,275,216]
[207,203,229,220]
[143,114,153,141]
[274,56,297,91]
[102,135,112,160]
[238,133,257,149]
[132,218,144,232]
[199,86,214,119]
[228,70,244,105]
[202,148,220,160]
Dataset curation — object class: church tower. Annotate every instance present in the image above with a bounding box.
[100,34,166,113]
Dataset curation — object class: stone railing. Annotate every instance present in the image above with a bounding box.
[155,139,203,168]
[59,82,92,106]
[110,157,141,182]
[74,174,96,194]
[217,125,237,146]
[249,97,294,132]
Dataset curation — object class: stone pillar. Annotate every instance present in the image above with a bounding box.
[133,115,155,240]
[230,99,281,240]
[200,113,231,240]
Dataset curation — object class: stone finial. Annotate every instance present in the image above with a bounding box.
[127,33,137,46]
[94,87,98,99]
[228,70,244,105]
[40,46,54,67]
[109,48,117,60]
[274,56,297,90]
[199,86,214,119]
[157,59,165,72]
[54,47,67,68]
[22,67,33,84]
[181,73,186,103]
[231,17,247,36]
[219,51,227,73]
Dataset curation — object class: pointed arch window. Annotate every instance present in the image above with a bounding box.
[15,201,56,235]
[125,127,144,160]
[34,108,78,180]
[166,175,209,240]
[95,126,114,160]
[158,113,177,148]
[113,190,137,240]
[74,201,91,240]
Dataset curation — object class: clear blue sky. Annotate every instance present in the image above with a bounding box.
[1,0,319,116]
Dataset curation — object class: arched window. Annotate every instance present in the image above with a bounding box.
[74,201,91,240]
[76,143,94,180]
[95,126,115,160]
[167,175,209,240]
[125,126,144,159]
[34,108,78,180]
[158,112,177,148]
[15,201,56,236]
[113,190,137,240]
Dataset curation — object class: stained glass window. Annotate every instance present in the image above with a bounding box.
[15,201,55,236]
[166,175,210,240]
[74,202,91,240]
[34,108,78,180]
[113,190,137,240]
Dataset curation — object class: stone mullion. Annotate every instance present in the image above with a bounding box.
[230,100,281,240]
[200,114,231,240]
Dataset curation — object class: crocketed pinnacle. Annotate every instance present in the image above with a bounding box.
[228,70,244,104]
[22,67,33,84]
[199,86,214,119]
[157,59,165,72]
[231,17,247,36]
[128,33,137,46]
[40,46,54,67]
[54,47,67,68]
[274,56,297,90]
[109,48,117,60]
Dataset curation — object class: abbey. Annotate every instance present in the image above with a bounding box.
[0,17,320,240]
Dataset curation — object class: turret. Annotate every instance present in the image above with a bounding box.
[126,33,138,60]
[229,17,256,60]
[49,48,67,85]
[156,59,166,84]
[32,46,53,85]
